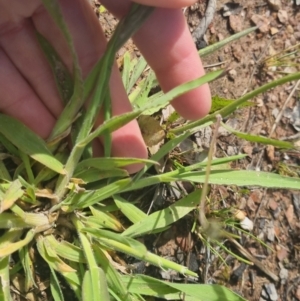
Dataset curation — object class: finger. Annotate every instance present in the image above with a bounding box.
[134,8,211,120]
[101,1,211,120]
[94,65,147,173]
[0,18,64,117]
[34,0,147,169]
[0,47,56,138]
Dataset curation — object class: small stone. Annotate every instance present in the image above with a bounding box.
[277,10,288,24]
[263,283,278,301]
[267,0,281,10]
[251,14,270,33]
[287,24,294,34]
[279,267,288,285]
[270,27,279,35]
[277,247,288,261]
[229,15,243,33]
[269,199,278,211]
[228,69,237,80]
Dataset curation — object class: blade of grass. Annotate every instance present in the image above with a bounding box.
[19,245,36,291]
[0,257,12,301]
[41,0,84,143]
[0,114,65,174]
[72,216,101,301]
[0,179,23,213]
[54,5,155,200]
[50,267,65,301]
[93,244,132,301]
[82,228,198,278]
[221,122,295,149]
[114,195,147,224]
[122,274,247,301]
[122,189,201,238]
[0,229,35,257]
[172,71,300,134]
[199,26,258,58]
[36,32,73,105]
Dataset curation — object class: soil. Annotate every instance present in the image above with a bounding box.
[97,1,300,301]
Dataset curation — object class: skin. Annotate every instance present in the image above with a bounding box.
[0,0,211,173]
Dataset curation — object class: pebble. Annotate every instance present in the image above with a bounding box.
[267,0,281,10]
[228,69,237,80]
[270,27,279,35]
[279,266,288,285]
[229,15,243,32]
[251,14,270,33]
[277,10,288,24]
[263,283,279,301]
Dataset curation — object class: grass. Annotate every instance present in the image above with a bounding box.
[0,2,300,301]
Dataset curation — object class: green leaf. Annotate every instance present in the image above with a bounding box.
[82,228,198,278]
[210,95,253,114]
[0,257,12,301]
[114,195,147,224]
[0,179,23,213]
[122,275,247,301]
[0,114,65,174]
[122,189,201,238]
[50,267,65,301]
[222,122,295,149]
[173,169,300,189]
[93,245,131,301]
[36,32,73,105]
[199,26,258,58]
[75,157,157,174]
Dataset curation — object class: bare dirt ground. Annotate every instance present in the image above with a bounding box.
[95,1,300,301]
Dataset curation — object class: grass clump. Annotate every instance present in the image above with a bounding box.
[0,2,300,301]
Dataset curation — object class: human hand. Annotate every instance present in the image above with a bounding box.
[0,0,211,173]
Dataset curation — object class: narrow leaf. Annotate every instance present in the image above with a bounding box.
[0,114,65,174]
[122,189,201,238]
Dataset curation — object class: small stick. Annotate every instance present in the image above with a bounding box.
[198,114,222,229]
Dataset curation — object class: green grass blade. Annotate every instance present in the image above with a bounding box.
[82,228,198,278]
[122,51,132,90]
[127,56,148,93]
[45,235,86,263]
[140,70,224,114]
[0,229,35,257]
[114,195,147,224]
[36,32,73,105]
[0,257,12,301]
[0,160,11,182]
[0,179,23,213]
[174,169,300,189]
[93,245,132,301]
[72,216,102,301]
[75,167,128,183]
[221,122,295,149]
[36,235,81,298]
[68,178,131,210]
[19,245,36,291]
[41,0,84,143]
[122,275,247,301]
[78,110,141,147]
[173,71,300,134]
[199,26,258,58]
[122,189,201,238]
[134,131,191,180]
[0,114,65,174]
[75,157,157,173]
[50,267,65,301]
